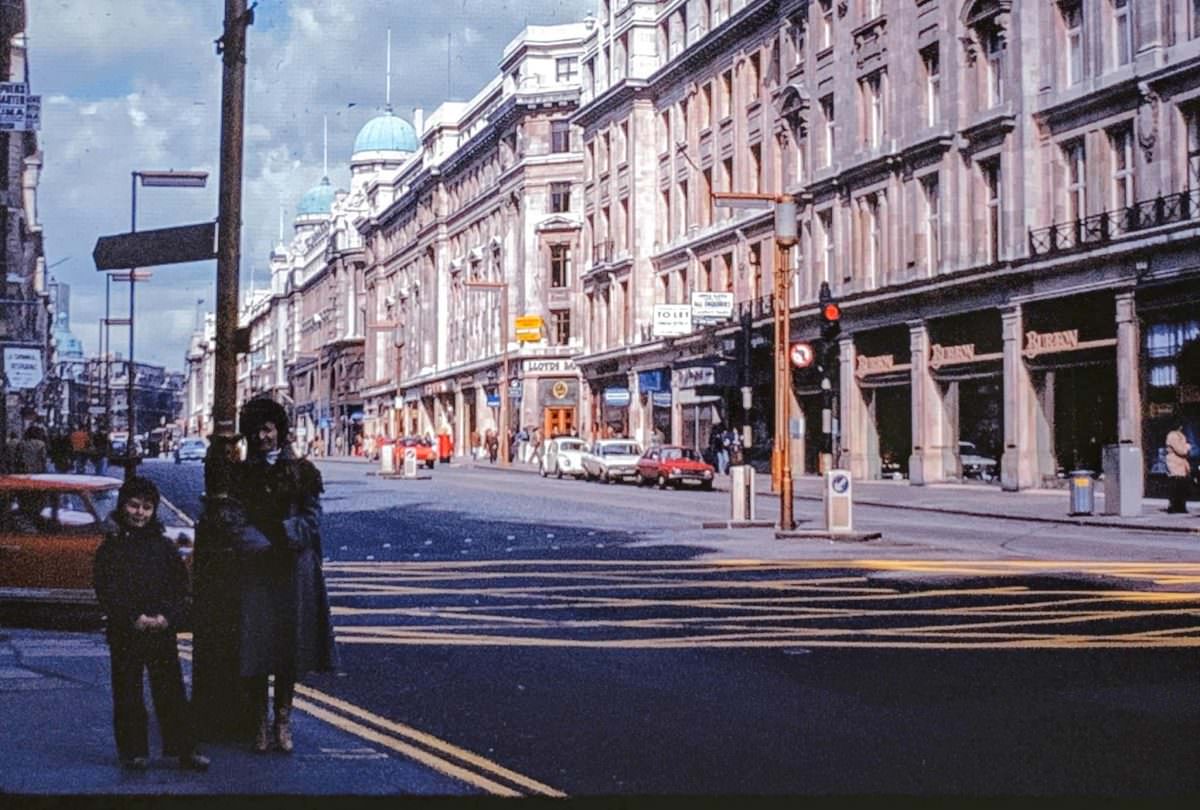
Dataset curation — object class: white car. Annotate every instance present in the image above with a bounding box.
[581,440,643,484]
[959,441,998,481]
[539,437,589,479]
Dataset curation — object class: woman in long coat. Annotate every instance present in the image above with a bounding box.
[235,397,338,753]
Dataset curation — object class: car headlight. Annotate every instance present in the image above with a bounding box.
[702,470,712,478]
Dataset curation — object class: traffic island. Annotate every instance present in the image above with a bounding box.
[701,519,777,529]
[368,472,433,481]
[774,529,882,542]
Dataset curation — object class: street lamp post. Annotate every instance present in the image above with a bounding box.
[464,280,510,465]
[712,191,798,531]
[120,169,209,477]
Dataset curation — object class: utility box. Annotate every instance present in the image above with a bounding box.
[1102,444,1143,517]
[379,442,395,475]
[730,464,756,521]
[402,447,418,478]
[824,469,853,533]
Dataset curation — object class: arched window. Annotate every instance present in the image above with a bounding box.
[960,1,1011,111]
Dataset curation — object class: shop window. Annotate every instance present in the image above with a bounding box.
[551,121,571,154]
[550,182,571,213]
[550,245,571,288]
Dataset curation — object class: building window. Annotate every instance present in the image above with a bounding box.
[1187,107,1200,188]
[1194,0,1200,40]
[551,120,571,154]
[864,0,882,20]
[1063,139,1086,222]
[820,94,835,167]
[982,159,1002,263]
[1113,0,1133,68]
[862,194,881,286]
[749,143,762,193]
[556,57,579,83]
[860,72,884,149]
[922,46,940,128]
[620,120,630,165]
[747,51,761,102]
[550,182,571,213]
[702,82,714,129]
[1109,125,1134,210]
[721,69,733,119]
[702,258,714,291]
[1062,1,1084,85]
[819,0,833,50]
[921,174,940,274]
[551,309,572,346]
[818,209,834,283]
[550,244,570,288]
[659,110,670,153]
[984,25,1005,107]
[677,179,689,235]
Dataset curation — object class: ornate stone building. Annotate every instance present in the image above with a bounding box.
[570,0,1200,494]
[357,23,589,450]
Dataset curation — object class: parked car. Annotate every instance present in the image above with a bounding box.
[539,437,589,479]
[108,433,143,461]
[581,440,643,484]
[174,437,208,463]
[0,474,196,611]
[395,437,437,469]
[636,445,716,490]
[958,441,998,482]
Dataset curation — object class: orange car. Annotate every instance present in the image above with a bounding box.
[0,474,194,606]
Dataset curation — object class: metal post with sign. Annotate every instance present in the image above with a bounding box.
[403,446,418,478]
[825,469,854,533]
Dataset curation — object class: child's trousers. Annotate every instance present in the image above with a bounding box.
[108,633,195,760]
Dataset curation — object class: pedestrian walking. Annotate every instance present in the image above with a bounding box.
[233,397,338,754]
[485,428,499,464]
[91,428,110,476]
[12,426,48,473]
[70,423,91,473]
[1165,416,1193,514]
[49,430,73,472]
[93,476,210,772]
[469,429,481,460]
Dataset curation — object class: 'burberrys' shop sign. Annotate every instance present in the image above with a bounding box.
[1022,329,1116,359]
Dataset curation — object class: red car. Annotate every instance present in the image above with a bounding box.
[636,445,716,490]
[396,437,437,469]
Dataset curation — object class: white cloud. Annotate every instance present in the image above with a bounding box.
[31,0,593,369]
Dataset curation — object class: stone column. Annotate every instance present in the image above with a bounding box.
[1000,306,1039,490]
[838,336,870,478]
[628,370,648,446]
[1115,291,1142,446]
[908,321,953,485]
[454,388,465,456]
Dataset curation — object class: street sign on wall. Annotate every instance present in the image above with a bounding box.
[515,315,543,343]
[690,291,734,322]
[652,304,692,337]
[3,347,43,389]
[0,82,40,131]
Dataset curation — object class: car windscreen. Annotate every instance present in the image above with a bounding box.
[89,487,193,529]
[661,448,699,461]
[560,441,585,452]
[603,444,639,455]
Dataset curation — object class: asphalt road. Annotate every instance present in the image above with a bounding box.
[141,459,1200,796]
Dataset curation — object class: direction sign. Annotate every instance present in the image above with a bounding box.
[3,347,43,389]
[515,314,543,343]
[652,304,692,337]
[790,341,815,369]
[93,221,217,270]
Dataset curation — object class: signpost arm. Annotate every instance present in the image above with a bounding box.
[500,285,510,466]
[126,172,138,478]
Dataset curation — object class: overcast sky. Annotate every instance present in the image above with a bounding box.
[31,0,592,370]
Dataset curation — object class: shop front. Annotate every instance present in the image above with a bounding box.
[672,364,736,457]
[844,326,912,481]
[637,369,671,445]
[523,358,580,439]
[1141,298,1200,497]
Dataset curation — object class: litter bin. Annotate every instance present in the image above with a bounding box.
[1068,469,1095,516]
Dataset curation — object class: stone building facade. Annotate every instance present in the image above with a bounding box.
[570,0,1200,493]
[357,23,589,452]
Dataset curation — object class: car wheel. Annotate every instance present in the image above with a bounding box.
[700,480,713,491]
[601,470,610,484]
[427,460,435,469]
[657,474,667,490]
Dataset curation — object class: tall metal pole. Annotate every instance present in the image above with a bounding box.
[194,0,250,741]
[773,198,797,531]
[499,285,510,466]
[126,172,138,477]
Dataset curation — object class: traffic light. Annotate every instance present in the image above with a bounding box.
[818,281,841,343]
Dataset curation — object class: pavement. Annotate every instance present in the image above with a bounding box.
[324,452,1200,537]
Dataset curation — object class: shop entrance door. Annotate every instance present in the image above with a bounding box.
[544,407,575,439]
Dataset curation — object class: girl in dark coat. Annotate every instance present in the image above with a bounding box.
[93,477,209,771]
[235,397,338,753]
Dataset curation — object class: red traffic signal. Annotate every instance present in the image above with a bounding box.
[822,303,841,322]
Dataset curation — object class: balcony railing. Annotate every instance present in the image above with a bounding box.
[1028,188,1200,257]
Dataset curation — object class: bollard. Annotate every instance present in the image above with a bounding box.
[730,464,755,521]
[824,469,854,533]
[1068,469,1095,516]
[379,442,395,474]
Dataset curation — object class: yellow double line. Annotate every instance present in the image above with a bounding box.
[177,641,563,797]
